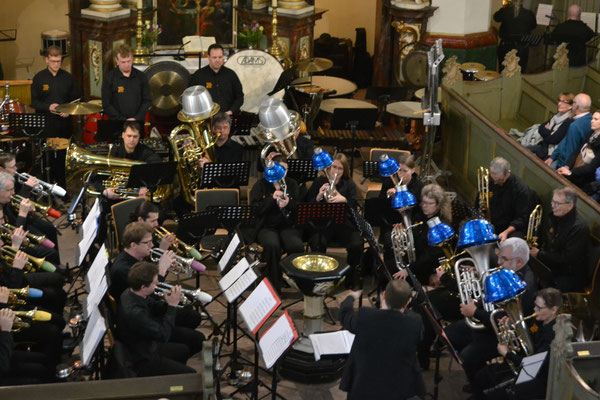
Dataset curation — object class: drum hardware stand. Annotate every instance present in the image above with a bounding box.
[346,120,359,177]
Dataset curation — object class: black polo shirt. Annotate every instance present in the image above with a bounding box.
[189,65,244,114]
[102,68,151,121]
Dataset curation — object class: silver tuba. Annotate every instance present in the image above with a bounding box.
[257,97,301,165]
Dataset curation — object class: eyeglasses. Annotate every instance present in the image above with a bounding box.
[533,304,548,310]
[498,255,518,263]
[138,239,153,245]
[551,200,570,206]
[557,99,572,104]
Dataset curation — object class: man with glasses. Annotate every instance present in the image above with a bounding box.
[530,186,589,292]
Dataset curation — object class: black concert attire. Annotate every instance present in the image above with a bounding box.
[109,250,201,329]
[551,19,595,67]
[102,67,151,122]
[339,295,425,399]
[249,177,304,293]
[536,207,589,292]
[117,290,202,377]
[0,328,53,386]
[214,138,243,163]
[493,5,536,72]
[564,131,600,193]
[295,134,315,160]
[306,175,364,287]
[473,319,555,400]
[527,116,573,160]
[487,173,535,239]
[189,65,244,114]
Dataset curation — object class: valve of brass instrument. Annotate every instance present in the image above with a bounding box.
[0,224,54,249]
[11,194,61,219]
[6,286,44,306]
[0,246,56,272]
[11,308,52,332]
[154,226,204,262]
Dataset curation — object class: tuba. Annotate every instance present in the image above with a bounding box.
[257,97,301,165]
[526,204,542,248]
[168,86,220,205]
[65,142,172,202]
[477,166,490,220]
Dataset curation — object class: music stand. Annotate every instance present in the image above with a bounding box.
[364,197,403,227]
[8,112,47,178]
[127,162,177,202]
[286,159,317,185]
[207,205,257,232]
[362,160,380,180]
[332,108,377,176]
[295,202,346,227]
[177,209,220,248]
[200,161,250,188]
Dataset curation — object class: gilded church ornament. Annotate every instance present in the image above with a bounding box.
[502,49,521,78]
[552,43,569,71]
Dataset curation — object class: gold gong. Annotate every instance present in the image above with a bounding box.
[292,255,339,272]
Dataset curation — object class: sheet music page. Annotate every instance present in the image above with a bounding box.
[239,278,281,334]
[581,12,597,31]
[183,36,216,53]
[81,306,107,367]
[259,311,299,369]
[309,330,355,361]
[85,276,108,319]
[516,351,548,384]
[77,199,101,265]
[218,233,240,273]
[536,4,553,26]
[218,257,249,292]
[224,267,258,303]
[85,244,108,294]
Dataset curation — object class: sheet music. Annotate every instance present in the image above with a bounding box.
[581,12,597,31]
[77,199,101,265]
[218,257,249,291]
[224,267,258,303]
[85,244,108,294]
[259,311,298,369]
[536,4,553,26]
[81,306,107,367]
[183,36,216,53]
[85,276,108,319]
[516,351,548,384]
[309,330,355,361]
[218,233,240,273]
[239,278,281,334]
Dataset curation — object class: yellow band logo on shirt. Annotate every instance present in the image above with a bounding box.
[42,84,49,91]
[206,82,213,89]
[118,86,125,93]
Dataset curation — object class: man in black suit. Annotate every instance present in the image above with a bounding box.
[493,0,536,72]
[551,5,595,67]
[339,279,425,400]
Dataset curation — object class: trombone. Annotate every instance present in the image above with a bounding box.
[154,226,204,261]
[526,205,542,248]
[11,195,62,219]
[0,223,54,249]
[0,246,56,273]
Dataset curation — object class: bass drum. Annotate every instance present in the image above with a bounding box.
[224,49,284,114]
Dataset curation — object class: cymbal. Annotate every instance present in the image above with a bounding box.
[145,61,190,117]
[88,99,103,107]
[55,102,102,115]
[294,57,333,73]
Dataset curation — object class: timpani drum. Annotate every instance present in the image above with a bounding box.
[460,62,485,81]
[386,101,424,150]
[224,49,284,114]
[41,30,69,56]
[474,71,501,82]
[414,87,442,102]
[291,76,357,98]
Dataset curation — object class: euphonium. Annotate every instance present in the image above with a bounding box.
[391,224,410,271]
[526,204,542,248]
[477,166,490,220]
[11,195,61,219]
[0,246,56,273]
[324,172,338,202]
[168,113,219,206]
[154,226,204,261]
[0,223,54,249]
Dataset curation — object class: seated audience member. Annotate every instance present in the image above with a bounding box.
[524,93,574,160]
[249,155,304,293]
[339,280,425,400]
[306,153,363,288]
[117,262,203,377]
[484,157,536,242]
[530,186,589,292]
[557,110,600,193]
[473,288,562,400]
[545,93,592,169]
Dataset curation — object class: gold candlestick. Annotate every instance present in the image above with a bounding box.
[268,7,292,69]
[133,3,149,65]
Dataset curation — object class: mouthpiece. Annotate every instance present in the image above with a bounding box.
[47,208,61,219]
[33,310,52,322]
[40,238,55,249]
[190,260,207,272]
[41,261,57,273]
[188,248,203,262]
[28,288,44,298]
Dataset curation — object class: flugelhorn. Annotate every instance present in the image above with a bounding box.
[149,248,206,275]
[0,246,56,273]
[12,307,52,332]
[11,195,61,219]
[0,223,55,249]
[154,226,204,261]
[324,172,338,201]
[157,282,212,303]
[526,204,542,248]
[7,286,44,305]
[15,171,67,198]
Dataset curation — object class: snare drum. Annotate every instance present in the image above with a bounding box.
[42,30,69,56]
[460,62,485,81]
[224,49,284,113]
[474,71,501,82]
[46,137,70,150]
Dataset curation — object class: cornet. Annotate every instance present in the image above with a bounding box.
[7,286,44,305]
[0,223,55,249]
[157,282,212,304]
[154,226,204,261]
[11,195,61,219]
[14,172,67,198]
[12,307,52,332]
[149,248,206,275]
[0,246,56,272]
[324,172,338,202]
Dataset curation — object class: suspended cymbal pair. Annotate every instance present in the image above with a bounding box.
[293,57,333,73]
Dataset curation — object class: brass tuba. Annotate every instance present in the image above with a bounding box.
[169,86,220,205]
[65,142,172,202]
[526,204,542,248]
[478,166,490,220]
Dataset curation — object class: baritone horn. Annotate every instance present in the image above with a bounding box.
[526,204,542,248]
